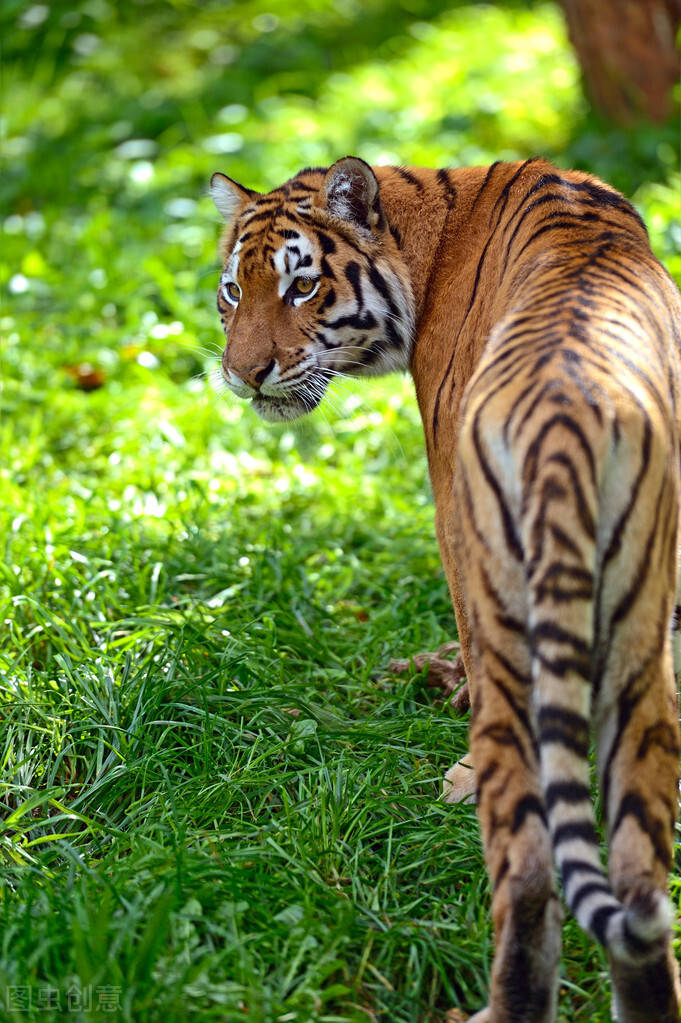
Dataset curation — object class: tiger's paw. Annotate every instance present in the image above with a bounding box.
[388,642,469,712]
[442,755,477,804]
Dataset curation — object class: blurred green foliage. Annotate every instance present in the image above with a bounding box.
[2,0,678,408]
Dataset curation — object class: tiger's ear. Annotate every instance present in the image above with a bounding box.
[209,172,258,221]
[319,157,383,232]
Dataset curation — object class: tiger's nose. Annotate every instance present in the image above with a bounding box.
[230,359,275,390]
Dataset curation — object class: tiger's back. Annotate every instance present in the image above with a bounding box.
[210,156,681,1022]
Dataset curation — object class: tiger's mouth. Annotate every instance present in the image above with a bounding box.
[245,366,332,422]
[250,388,324,422]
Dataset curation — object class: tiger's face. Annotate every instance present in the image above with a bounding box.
[210,157,415,422]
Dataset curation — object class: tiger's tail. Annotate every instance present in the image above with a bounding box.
[524,413,675,966]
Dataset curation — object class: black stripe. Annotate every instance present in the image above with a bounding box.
[243,203,283,224]
[292,166,327,177]
[477,722,530,768]
[609,517,660,628]
[317,287,335,313]
[503,171,646,241]
[504,199,600,262]
[288,181,319,193]
[477,759,500,794]
[496,613,526,633]
[394,166,424,190]
[538,706,589,757]
[511,377,570,442]
[545,780,590,811]
[480,560,507,610]
[436,167,457,208]
[636,721,680,761]
[526,450,597,547]
[512,793,547,833]
[320,256,336,279]
[368,265,400,318]
[553,820,599,847]
[476,336,562,393]
[489,673,535,751]
[531,621,590,655]
[470,160,501,214]
[528,476,569,571]
[561,858,604,888]
[588,256,641,292]
[534,651,592,679]
[570,879,612,916]
[612,791,672,871]
[578,178,647,234]
[471,344,559,417]
[588,332,667,416]
[536,563,593,590]
[590,903,618,945]
[316,230,336,254]
[524,414,594,494]
[460,467,492,553]
[489,157,544,227]
[382,317,403,348]
[561,359,604,426]
[548,524,581,557]
[534,559,593,605]
[600,642,664,812]
[432,227,497,438]
[471,408,524,561]
[489,646,530,686]
[503,377,543,444]
[517,214,611,264]
[501,173,568,235]
[345,261,363,306]
[322,310,377,330]
[599,416,650,570]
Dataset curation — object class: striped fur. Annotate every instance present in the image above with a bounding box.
[210,156,681,1021]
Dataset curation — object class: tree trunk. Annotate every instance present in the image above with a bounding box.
[558,0,681,123]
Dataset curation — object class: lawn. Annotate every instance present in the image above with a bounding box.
[1,1,680,1021]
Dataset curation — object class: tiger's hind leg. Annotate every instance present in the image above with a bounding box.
[457,486,562,1021]
[468,655,563,1023]
[597,648,680,1022]
[593,454,681,1023]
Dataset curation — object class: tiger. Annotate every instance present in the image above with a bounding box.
[209,155,681,1022]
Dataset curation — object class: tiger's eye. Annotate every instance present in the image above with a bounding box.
[224,281,241,302]
[294,277,316,295]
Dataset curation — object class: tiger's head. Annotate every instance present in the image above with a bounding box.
[209,157,415,422]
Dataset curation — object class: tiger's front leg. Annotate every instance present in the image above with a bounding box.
[429,485,480,805]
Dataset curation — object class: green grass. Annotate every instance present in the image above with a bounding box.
[1,1,680,1020]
